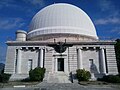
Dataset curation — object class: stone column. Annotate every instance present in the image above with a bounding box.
[77,48,83,69]
[52,50,54,73]
[40,49,44,68]
[16,49,22,74]
[38,48,44,68]
[55,58,57,72]
[38,49,41,67]
[100,48,106,74]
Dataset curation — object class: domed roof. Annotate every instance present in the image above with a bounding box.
[27,3,98,40]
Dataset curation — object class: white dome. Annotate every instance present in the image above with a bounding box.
[27,3,98,40]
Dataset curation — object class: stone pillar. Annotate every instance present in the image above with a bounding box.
[38,49,44,68]
[40,49,44,68]
[77,48,83,69]
[55,58,57,72]
[52,50,54,73]
[100,48,106,74]
[38,49,40,67]
[16,49,22,74]
[64,57,69,73]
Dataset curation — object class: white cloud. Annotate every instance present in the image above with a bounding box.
[98,0,119,17]
[23,0,45,6]
[110,27,120,34]
[95,17,120,25]
[99,0,114,11]
[95,0,120,26]
[31,0,45,5]
[0,18,26,30]
[98,26,120,40]
[0,0,18,9]
[0,0,46,18]
[22,0,46,17]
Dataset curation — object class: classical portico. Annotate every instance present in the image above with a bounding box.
[15,47,45,74]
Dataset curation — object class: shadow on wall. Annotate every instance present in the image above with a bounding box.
[90,62,99,78]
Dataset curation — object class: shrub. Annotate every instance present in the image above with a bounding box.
[29,67,46,81]
[116,74,120,77]
[0,73,11,83]
[76,69,91,82]
[98,75,120,83]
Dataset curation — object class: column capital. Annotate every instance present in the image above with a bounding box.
[39,48,44,50]
[93,47,96,49]
[33,47,35,50]
[100,47,105,49]
[26,47,28,50]
[16,47,22,50]
[77,47,82,50]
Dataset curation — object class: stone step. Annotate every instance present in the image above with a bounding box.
[46,72,71,83]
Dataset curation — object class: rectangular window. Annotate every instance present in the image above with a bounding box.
[28,59,32,72]
[89,59,93,65]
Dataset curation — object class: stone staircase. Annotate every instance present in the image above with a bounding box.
[44,72,71,83]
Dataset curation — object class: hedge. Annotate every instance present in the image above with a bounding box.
[0,73,11,83]
[76,69,91,82]
[98,75,120,83]
[29,67,45,81]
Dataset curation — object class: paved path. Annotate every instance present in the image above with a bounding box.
[0,83,120,90]
[37,82,120,90]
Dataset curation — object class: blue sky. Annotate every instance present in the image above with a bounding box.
[0,0,120,63]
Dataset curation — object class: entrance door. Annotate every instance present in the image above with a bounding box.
[58,58,64,71]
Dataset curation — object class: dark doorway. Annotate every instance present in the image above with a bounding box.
[58,58,64,71]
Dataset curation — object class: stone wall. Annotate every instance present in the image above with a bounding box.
[4,41,118,80]
[4,46,16,74]
[106,45,118,74]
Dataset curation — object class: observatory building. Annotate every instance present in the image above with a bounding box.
[4,3,118,82]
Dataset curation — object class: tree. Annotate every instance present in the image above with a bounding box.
[115,39,120,73]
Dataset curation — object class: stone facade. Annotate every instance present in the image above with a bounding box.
[4,41,118,81]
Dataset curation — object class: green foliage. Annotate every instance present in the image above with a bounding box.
[98,75,120,83]
[29,67,46,81]
[76,69,91,81]
[115,39,120,73]
[0,73,11,83]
